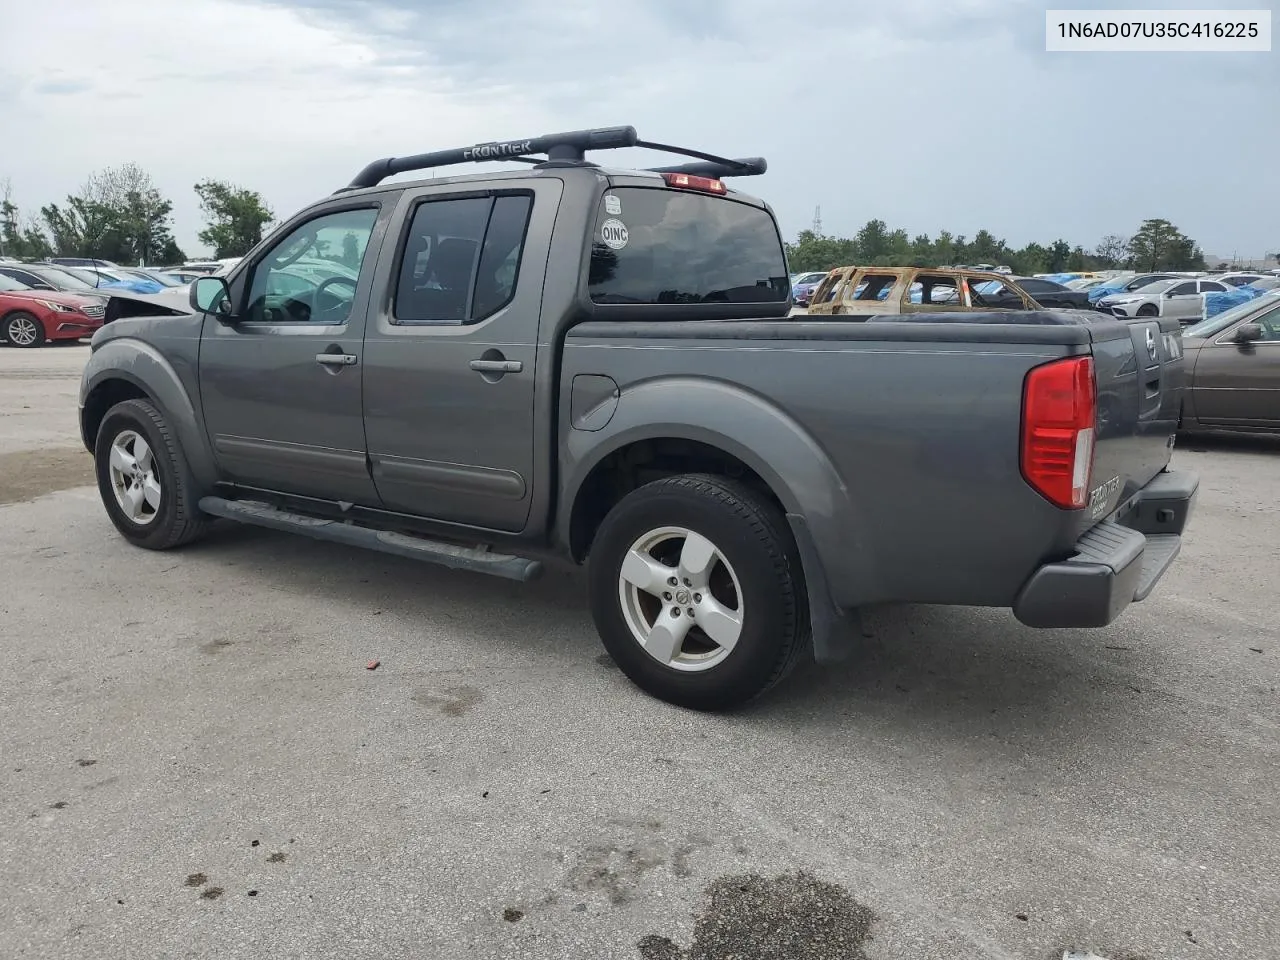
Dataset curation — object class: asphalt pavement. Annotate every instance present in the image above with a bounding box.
[1,344,1278,960]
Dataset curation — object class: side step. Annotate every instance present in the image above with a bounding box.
[197,496,543,582]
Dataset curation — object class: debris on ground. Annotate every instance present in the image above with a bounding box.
[366,660,380,670]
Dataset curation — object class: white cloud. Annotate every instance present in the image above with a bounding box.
[0,0,1275,260]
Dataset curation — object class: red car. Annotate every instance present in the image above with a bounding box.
[0,274,106,347]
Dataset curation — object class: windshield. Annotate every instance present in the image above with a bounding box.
[588,187,789,305]
[1114,278,1177,297]
[1184,291,1280,338]
[0,275,33,292]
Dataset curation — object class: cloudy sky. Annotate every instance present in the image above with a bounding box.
[1,0,1275,260]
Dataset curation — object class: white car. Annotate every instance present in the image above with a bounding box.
[1096,277,1228,321]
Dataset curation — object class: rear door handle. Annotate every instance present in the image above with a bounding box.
[470,359,523,374]
[316,353,358,366]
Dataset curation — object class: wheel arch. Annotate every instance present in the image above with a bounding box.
[80,340,217,488]
[558,376,880,652]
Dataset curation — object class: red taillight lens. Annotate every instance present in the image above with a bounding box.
[661,172,728,194]
[1021,356,1096,509]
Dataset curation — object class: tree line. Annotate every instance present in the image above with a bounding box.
[0,165,275,266]
[785,217,1211,275]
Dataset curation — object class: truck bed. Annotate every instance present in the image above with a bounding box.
[560,313,1181,611]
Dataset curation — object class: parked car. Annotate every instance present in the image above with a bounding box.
[1179,292,1280,434]
[1096,277,1228,321]
[986,276,1092,310]
[1215,273,1268,288]
[0,274,106,347]
[806,265,1042,315]
[58,266,166,295]
[1087,273,1184,303]
[789,270,829,307]
[0,262,108,298]
[79,125,1196,710]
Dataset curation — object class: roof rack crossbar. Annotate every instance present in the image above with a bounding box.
[341,125,767,190]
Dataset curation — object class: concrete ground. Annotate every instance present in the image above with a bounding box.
[1,343,1277,960]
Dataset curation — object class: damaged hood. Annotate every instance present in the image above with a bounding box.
[103,286,195,322]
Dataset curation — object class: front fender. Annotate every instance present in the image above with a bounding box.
[79,337,218,489]
[558,376,882,605]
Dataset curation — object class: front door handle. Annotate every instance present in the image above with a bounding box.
[470,359,523,374]
[316,353,358,367]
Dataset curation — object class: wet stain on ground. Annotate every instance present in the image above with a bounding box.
[200,887,224,900]
[411,685,483,717]
[637,870,875,960]
[502,908,524,922]
[0,447,94,506]
[594,653,619,670]
[49,801,68,810]
[267,851,287,863]
[184,873,208,887]
[76,759,97,767]
[199,639,234,654]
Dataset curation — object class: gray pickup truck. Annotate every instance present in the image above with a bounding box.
[79,126,1198,711]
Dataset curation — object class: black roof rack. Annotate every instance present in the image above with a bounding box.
[341,126,767,191]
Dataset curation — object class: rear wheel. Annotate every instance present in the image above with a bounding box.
[588,474,806,711]
[3,311,45,348]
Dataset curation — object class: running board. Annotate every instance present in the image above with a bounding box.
[197,496,543,582]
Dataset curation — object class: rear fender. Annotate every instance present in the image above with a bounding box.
[79,338,217,488]
[560,377,879,657]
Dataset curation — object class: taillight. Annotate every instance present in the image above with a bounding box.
[661,172,727,195]
[1021,356,1096,509]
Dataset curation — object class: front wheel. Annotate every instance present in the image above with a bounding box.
[1136,303,1159,317]
[94,398,210,550]
[4,311,45,348]
[588,474,806,711]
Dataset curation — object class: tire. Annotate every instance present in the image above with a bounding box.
[3,311,45,348]
[588,473,806,711]
[1136,304,1159,317]
[94,398,211,550]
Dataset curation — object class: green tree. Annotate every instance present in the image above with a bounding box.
[0,178,53,260]
[39,164,177,264]
[854,219,892,263]
[1046,239,1072,272]
[1093,234,1129,268]
[194,179,275,258]
[785,230,858,272]
[1127,218,1203,271]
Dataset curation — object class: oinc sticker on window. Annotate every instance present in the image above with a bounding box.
[604,194,621,215]
[600,218,629,250]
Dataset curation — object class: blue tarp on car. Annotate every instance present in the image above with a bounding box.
[1204,285,1267,317]
[96,278,166,294]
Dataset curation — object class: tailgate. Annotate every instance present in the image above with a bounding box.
[1082,314,1184,527]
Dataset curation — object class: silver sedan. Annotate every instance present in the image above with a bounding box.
[1097,277,1229,322]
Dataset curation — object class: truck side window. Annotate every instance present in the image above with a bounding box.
[394,193,533,325]
[244,207,378,324]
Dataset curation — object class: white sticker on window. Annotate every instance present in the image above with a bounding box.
[600,218,629,250]
[604,194,621,215]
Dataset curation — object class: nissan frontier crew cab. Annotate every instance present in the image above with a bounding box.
[79,126,1198,711]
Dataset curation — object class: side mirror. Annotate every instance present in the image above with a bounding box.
[1233,322,1263,344]
[190,276,233,320]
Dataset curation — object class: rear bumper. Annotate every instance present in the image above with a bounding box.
[1012,469,1198,628]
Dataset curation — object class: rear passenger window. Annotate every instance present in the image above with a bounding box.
[852,274,895,301]
[914,275,960,304]
[394,193,533,325]
[1167,282,1196,296]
